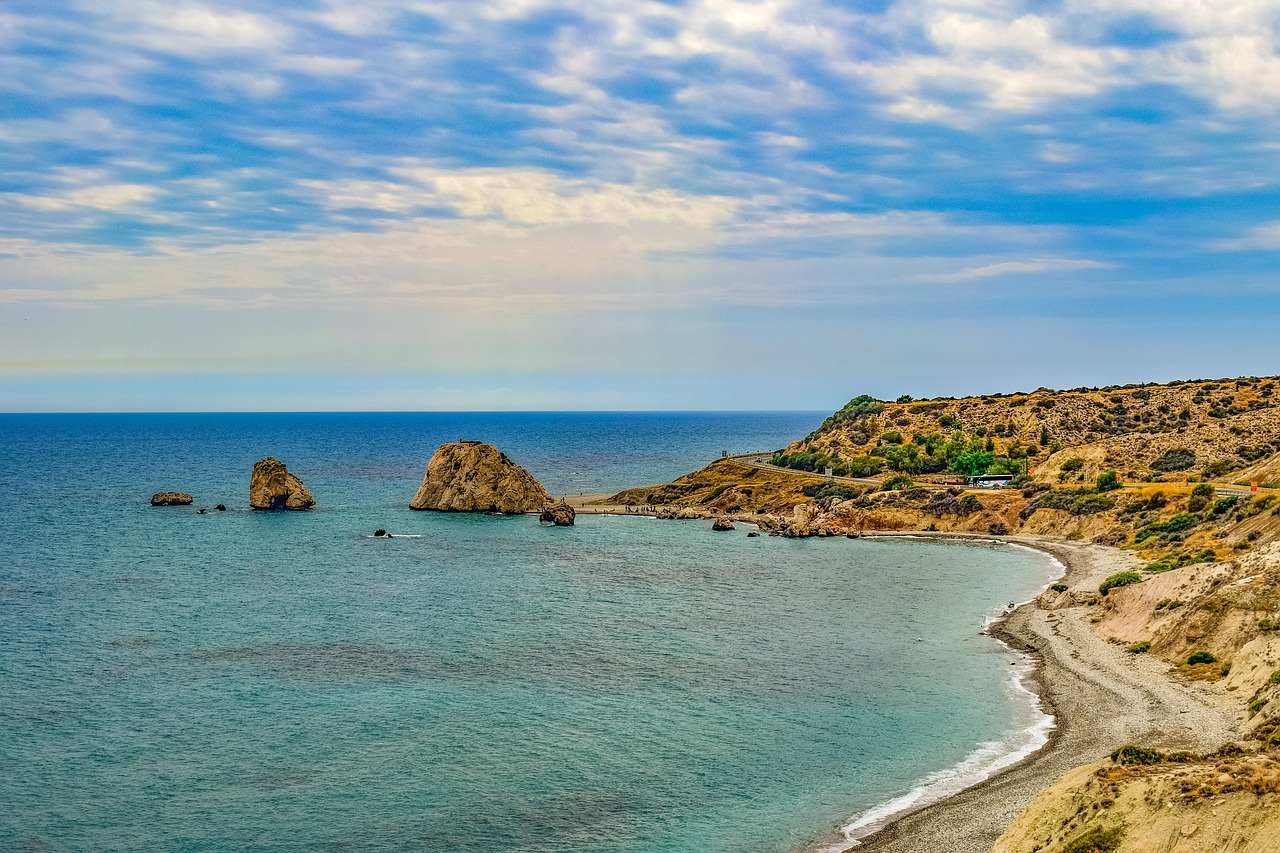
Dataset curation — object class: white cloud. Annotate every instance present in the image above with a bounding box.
[276,55,365,77]
[6,183,161,212]
[97,1,288,55]
[924,258,1113,282]
[307,167,742,229]
[1213,220,1280,251]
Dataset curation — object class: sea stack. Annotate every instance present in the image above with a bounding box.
[249,457,315,510]
[540,501,576,527]
[151,491,194,506]
[409,441,551,514]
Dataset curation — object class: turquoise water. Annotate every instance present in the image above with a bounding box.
[0,414,1058,852]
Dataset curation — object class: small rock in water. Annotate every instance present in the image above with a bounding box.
[197,508,207,514]
[374,529,387,537]
[151,491,193,506]
[215,504,227,512]
[712,518,735,531]
[747,531,759,537]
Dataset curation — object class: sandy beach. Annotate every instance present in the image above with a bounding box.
[846,536,1240,852]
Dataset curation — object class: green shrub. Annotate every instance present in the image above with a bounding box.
[1061,457,1085,472]
[1063,825,1126,853]
[1100,572,1142,595]
[1207,495,1239,519]
[1186,650,1218,665]
[1134,512,1197,543]
[1096,470,1122,492]
[1111,744,1164,765]
[1050,583,1069,592]
[880,474,913,491]
[1127,641,1151,654]
[1191,482,1216,498]
[802,483,859,501]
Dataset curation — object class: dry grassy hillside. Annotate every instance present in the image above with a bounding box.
[791,377,1280,487]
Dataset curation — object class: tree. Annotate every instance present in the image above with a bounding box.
[1039,425,1051,445]
[1096,470,1121,492]
[953,450,995,476]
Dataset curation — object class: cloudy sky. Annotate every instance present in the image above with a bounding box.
[2,0,1279,411]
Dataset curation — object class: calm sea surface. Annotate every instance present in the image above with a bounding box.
[0,413,1058,852]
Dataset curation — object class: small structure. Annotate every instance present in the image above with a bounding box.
[967,473,1014,489]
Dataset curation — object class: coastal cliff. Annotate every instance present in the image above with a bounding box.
[410,441,551,514]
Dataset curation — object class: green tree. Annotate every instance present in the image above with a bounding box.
[953,450,995,476]
[1096,470,1121,492]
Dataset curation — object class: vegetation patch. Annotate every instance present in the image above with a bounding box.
[1127,641,1151,654]
[1062,825,1126,853]
[1151,448,1196,471]
[1099,572,1143,595]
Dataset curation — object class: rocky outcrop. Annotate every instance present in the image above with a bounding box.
[249,457,315,510]
[540,502,576,526]
[712,517,735,531]
[409,441,551,514]
[151,491,193,506]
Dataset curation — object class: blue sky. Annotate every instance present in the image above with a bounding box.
[2,0,1279,411]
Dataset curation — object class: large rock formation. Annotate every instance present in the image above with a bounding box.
[540,501,576,526]
[151,491,193,506]
[409,441,551,514]
[249,457,315,510]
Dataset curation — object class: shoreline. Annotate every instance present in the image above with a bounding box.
[838,534,1239,853]
[566,504,1244,850]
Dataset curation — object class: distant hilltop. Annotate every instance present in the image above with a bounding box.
[787,376,1280,488]
[608,375,1280,560]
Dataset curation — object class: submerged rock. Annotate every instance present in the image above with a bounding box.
[540,502,576,526]
[409,441,551,514]
[249,457,315,511]
[151,491,193,506]
[712,517,735,531]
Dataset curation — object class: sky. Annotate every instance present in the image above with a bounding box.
[2,0,1279,411]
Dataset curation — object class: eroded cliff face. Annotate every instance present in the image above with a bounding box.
[992,751,1280,853]
[249,457,315,510]
[409,441,551,514]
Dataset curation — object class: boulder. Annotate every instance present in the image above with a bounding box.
[409,441,551,514]
[712,517,735,531]
[151,491,193,506]
[540,502,576,526]
[249,457,315,510]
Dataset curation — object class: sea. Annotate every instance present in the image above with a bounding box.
[0,412,1061,853]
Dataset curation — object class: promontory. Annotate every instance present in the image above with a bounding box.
[409,441,551,513]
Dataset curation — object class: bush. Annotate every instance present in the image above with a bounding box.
[1186,650,1218,665]
[1063,825,1126,853]
[1127,641,1151,654]
[1100,571,1143,595]
[1061,457,1085,472]
[880,474,913,491]
[1207,495,1239,519]
[1096,470,1122,492]
[1133,512,1197,543]
[802,483,859,501]
[1191,482,1216,498]
[1050,583,1069,592]
[1112,744,1163,764]
[988,521,1008,535]
[1151,448,1196,471]
[958,494,982,514]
